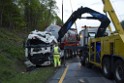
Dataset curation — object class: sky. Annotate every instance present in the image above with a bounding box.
[55,0,124,33]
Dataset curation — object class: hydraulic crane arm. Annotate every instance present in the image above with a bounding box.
[58,7,110,41]
[102,0,124,34]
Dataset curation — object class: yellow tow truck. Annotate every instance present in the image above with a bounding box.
[56,0,124,82]
[79,0,124,83]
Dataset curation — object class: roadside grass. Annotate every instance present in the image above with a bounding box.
[0,28,55,83]
[3,67,55,83]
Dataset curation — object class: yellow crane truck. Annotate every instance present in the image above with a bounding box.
[79,0,124,83]
[57,0,124,82]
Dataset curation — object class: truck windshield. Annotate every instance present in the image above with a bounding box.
[89,32,96,38]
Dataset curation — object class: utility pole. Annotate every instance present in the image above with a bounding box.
[62,0,63,24]
[70,0,78,33]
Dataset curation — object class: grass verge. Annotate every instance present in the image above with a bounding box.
[0,28,55,83]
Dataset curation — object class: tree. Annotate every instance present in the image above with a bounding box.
[54,15,63,26]
[0,0,23,29]
[39,0,59,30]
[0,0,62,31]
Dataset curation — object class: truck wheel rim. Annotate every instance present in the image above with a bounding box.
[103,64,108,74]
[116,65,123,80]
[85,58,88,64]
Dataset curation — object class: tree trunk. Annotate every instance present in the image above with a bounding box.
[0,4,4,27]
[8,13,13,29]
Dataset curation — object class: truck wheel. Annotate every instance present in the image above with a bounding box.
[81,61,85,66]
[102,58,112,79]
[65,50,69,59]
[80,56,85,66]
[66,53,68,59]
[114,60,124,83]
[85,57,91,68]
[67,50,71,58]
[70,50,73,58]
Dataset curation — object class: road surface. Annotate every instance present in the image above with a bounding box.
[48,57,115,83]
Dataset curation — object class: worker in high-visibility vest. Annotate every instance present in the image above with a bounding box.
[53,44,61,67]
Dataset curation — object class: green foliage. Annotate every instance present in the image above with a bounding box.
[0,29,55,83]
[0,0,62,31]
[5,67,55,83]
[0,0,24,29]
[0,54,17,81]
[55,15,63,26]
[0,0,61,82]
[0,28,24,82]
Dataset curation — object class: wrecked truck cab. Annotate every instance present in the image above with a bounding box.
[25,30,57,66]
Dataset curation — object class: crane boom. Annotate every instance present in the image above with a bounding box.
[58,7,110,41]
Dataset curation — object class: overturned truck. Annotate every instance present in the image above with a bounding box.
[25,29,58,66]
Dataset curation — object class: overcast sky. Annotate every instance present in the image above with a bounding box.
[55,0,124,32]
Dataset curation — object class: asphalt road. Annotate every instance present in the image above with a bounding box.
[48,57,116,83]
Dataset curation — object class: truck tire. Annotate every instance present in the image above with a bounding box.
[80,51,90,67]
[80,57,85,66]
[114,60,124,83]
[67,50,71,58]
[70,50,72,58]
[85,56,92,68]
[81,61,85,66]
[102,58,112,79]
[65,50,69,59]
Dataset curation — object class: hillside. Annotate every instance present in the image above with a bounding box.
[0,28,55,83]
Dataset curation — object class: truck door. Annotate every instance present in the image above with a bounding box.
[90,42,95,62]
